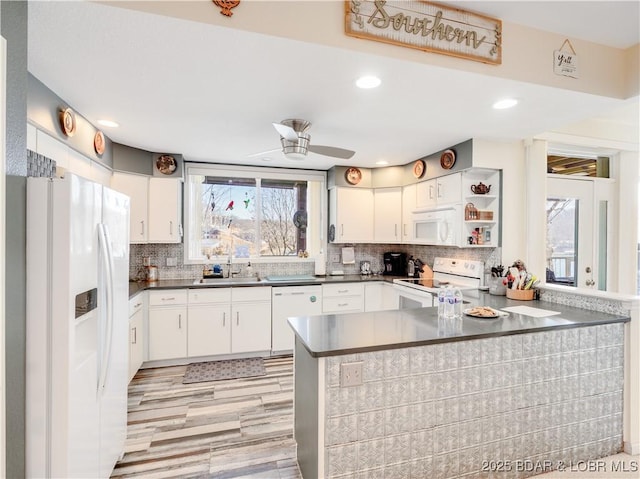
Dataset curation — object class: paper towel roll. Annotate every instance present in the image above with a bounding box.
[315,252,326,276]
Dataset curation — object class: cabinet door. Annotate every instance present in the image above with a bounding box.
[188,304,231,357]
[231,302,271,353]
[401,184,416,243]
[148,178,182,243]
[436,173,462,205]
[129,308,144,382]
[111,173,149,243]
[331,187,374,243]
[364,283,398,312]
[374,187,402,243]
[148,307,187,360]
[416,179,437,209]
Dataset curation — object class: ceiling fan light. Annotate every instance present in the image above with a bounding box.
[284,151,306,160]
[356,75,381,89]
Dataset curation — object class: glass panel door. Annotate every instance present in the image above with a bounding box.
[547,178,596,289]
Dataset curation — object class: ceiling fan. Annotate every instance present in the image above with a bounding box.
[249,119,355,160]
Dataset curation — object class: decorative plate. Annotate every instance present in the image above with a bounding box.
[440,149,456,169]
[59,107,76,137]
[345,167,362,185]
[94,130,105,155]
[328,224,335,242]
[156,154,177,175]
[412,159,425,178]
[293,210,307,230]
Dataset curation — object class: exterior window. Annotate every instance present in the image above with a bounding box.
[184,164,326,263]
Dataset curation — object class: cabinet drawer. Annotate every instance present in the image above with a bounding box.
[232,286,271,302]
[149,290,187,306]
[129,294,144,316]
[322,283,365,297]
[323,296,364,313]
[188,288,231,304]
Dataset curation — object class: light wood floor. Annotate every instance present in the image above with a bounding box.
[111,356,302,479]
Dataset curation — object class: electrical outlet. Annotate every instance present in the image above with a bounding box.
[331,254,341,263]
[166,257,178,267]
[340,361,363,387]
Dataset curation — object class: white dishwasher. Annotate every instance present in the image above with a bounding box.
[271,285,322,353]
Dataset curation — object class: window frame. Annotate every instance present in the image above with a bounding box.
[183,162,327,264]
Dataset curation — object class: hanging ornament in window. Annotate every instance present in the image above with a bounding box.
[225,200,234,211]
[244,192,250,209]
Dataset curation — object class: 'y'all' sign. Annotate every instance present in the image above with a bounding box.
[553,39,579,78]
[345,0,502,65]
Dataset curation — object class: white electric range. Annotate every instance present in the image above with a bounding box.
[393,257,484,308]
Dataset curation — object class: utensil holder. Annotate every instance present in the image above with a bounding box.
[506,289,534,300]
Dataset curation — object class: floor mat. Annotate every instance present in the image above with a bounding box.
[182,357,266,384]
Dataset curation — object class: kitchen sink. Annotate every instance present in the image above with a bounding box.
[193,277,262,285]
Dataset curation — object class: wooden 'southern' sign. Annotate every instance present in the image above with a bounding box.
[345,0,502,65]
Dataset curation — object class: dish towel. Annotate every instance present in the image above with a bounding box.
[501,306,561,318]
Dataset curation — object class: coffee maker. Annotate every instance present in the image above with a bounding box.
[383,252,407,276]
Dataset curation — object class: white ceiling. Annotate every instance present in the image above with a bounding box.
[27,1,639,171]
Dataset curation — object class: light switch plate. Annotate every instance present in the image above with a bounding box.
[340,361,363,387]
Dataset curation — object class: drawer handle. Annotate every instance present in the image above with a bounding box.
[162,297,176,301]
[132,327,137,345]
[178,314,182,329]
[134,302,142,308]
[291,292,305,295]
[338,303,348,307]
[337,289,348,293]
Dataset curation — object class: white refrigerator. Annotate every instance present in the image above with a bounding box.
[26,174,130,478]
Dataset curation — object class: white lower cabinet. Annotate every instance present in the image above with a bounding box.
[148,287,272,361]
[128,295,145,382]
[148,290,188,361]
[364,282,399,312]
[231,287,272,354]
[148,306,188,360]
[322,283,364,314]
[187,288,232,357]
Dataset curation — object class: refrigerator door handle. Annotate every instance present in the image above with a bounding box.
[97,223,116,394]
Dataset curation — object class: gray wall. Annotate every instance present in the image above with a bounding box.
[27,73,114,169]
[2,1,28,477]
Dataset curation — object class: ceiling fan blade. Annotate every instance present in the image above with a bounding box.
[308,145,356,159]
[272,122,299,142]
[246,148,282,158]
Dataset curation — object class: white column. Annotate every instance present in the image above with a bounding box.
[524,139,548,280]
[616,151,639,295]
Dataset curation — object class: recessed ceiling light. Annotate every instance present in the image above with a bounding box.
[375,160,389,166]
[492,98,518,110]
[356,75,381,89]
[97,119,119,128]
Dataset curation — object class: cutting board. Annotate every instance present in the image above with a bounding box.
[501,306,561,318]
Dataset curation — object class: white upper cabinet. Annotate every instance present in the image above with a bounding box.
[111,172,149,243]
[148,178,182,243]
[374,187,402,243]
[111,173,182,244]
[401,183,416,243]
[329,187,374,243]
[416,173,462,209]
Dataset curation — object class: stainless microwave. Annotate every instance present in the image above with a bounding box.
[412,205,460,246]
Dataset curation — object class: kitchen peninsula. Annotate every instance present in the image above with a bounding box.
[289,296,630,479]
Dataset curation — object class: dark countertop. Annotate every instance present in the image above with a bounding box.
[288,292,630,358]
[129,274,401,299]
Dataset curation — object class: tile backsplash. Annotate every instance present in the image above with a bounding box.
[129,242,501,281]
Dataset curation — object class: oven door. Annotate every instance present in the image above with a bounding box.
[393,284,433,309]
